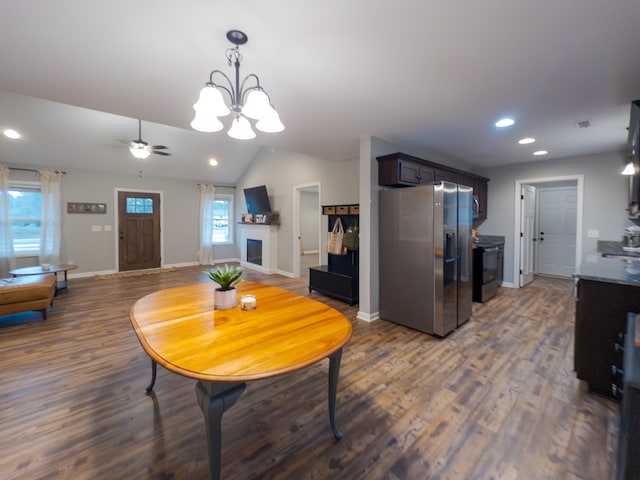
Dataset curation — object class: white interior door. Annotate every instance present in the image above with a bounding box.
[536,187,577,277]
[520,184,536,286]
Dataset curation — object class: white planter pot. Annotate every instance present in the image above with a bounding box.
[214,288,237,310]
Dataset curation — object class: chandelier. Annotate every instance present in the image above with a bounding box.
[191,30,284,140]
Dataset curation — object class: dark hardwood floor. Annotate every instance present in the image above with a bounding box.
[0,264,618,479]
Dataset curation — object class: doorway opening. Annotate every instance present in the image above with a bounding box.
[292,183,321,278]
[514,176,583,287]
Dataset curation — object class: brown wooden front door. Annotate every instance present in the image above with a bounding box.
[118,191,161,272]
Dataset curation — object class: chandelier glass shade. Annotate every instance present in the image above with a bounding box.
[191,30,284,139]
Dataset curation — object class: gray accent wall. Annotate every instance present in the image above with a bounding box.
[8,165,236,273]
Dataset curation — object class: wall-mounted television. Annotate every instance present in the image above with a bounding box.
[244,185,272,214]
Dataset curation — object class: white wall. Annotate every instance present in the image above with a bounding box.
[235,148,359,275]
[476,150,631,285]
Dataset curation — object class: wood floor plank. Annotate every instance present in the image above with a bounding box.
[0,264,619,479]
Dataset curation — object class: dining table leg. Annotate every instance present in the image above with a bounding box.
[195,381,247,480]
[328,348,344,439]
[146,359,157,392]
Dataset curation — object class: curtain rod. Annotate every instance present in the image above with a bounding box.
[197,183,236,189]
[9,167,67,175]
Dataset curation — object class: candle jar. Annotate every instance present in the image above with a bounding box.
[240,294,257,311]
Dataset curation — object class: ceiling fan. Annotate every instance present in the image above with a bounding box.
[129,119,171,159]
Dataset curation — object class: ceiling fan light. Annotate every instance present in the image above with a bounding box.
[130,146,151,159]
[227,115,256,140]
[191,111,224,133]
[622,161,637,175]
[255,109,285,133]
[194,86,230,117]
[241,89,271,120]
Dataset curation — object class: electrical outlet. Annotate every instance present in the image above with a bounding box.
[587,229,600,238]
[104,225,112,232]
[92,225,103,232]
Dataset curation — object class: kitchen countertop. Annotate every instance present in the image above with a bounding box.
[476,234,505,246]
[574,256,640,287]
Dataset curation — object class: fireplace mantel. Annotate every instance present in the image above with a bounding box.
[240,224,278,274]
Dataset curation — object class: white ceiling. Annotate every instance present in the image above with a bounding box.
[1,0,639,183]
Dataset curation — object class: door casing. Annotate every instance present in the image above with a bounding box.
[513,175,583,288]
[292,182,321,278]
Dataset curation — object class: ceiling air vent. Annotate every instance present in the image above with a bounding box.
[573,120,591,129]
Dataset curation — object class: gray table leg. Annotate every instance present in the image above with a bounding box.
[195,381,246,480]
[328,348,344,439]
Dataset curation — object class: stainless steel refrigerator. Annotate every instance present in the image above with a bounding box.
[379,181,473,336]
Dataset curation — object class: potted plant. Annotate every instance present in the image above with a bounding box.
[265,210,280,225]
[206,264,243,310]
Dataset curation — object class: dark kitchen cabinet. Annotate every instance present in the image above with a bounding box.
[378,153,489,223]
[618,314,640,480]
[574,279,640,398]
[377,153,434,186]
[435,168,457,183]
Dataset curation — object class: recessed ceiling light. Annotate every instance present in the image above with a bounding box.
[518,137,536,144]
[533,150,548,156]
[208,158,218,166]
[495,118,515,128]
[3,129,20,139]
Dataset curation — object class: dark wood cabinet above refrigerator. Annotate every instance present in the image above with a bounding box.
[377,152,490,224]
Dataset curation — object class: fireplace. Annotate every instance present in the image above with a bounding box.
[240,224,278,274]
[246,239,263,266]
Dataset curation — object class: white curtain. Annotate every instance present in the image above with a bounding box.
[0,164,15,277]
[198,183,216,265]
[39,169,62,264]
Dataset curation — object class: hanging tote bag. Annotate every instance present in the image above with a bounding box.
[327,217,347,255]
[342,223,359,251]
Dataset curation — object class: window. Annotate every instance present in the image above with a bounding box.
[9,182,41,254]
[212,194,233,244]
[126,197,154,214]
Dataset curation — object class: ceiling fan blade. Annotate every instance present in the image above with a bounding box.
[151,145,168,150]
[152,151,172,156]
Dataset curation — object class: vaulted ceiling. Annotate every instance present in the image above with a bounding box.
[1,0,639,182]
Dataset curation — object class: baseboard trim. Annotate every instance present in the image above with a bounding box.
[357,310,380,322]
[276,269,295,278]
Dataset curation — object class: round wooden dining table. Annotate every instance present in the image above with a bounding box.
[130,280,352,480]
